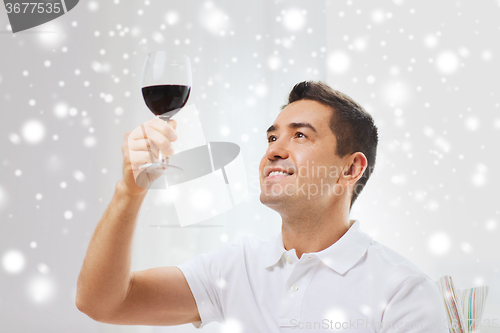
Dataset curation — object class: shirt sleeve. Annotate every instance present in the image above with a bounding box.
[380,274,449,333]
[175,247,228,329]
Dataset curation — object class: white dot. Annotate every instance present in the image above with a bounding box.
[220,234,228,242]
[391,174,406,185]
[152,32,164,43]
[37,263,50,274]
[64,211,73,220]
[200,6,229,35]
[382,80,410,106]
[53,103,68,118]
[427,201,439,211]
[255,83,268,97]
[30,241,37,249]
[241,134,249,142]
[221,318,242,333]
[428,232,451,255]
[282,8,306,31]
[424,34,438,48]
[72,170,86,182]
[458,47,470,58]
[27,276,56,304]
[2,250,26,274]
[88,1,98,11]
[353,37,367,51]
[435,137,451,152]
[471,163,487,187]
[460,242,473,253]
[327,51,351,74]
[465,117,479,131]
[165,11,179,25]
[35,193,43,200]
[76,201,86,211]
[38,23,65,47]
[366,75,376,84]
[69,107,78,116]
[371,9,385,23]
[481,50,493,61]
[15,169,22,176]
[21,120,46,144]
[8,133,21,144]
[485,219,497,231]
[84,136,97,147]
[267,55,281,70]
[324,308,348,323]
[221,127,230,136]
[22,70,29,76]
[0,185,7,211]
[473,276,484,287]
[60,182,67,189]
[436,51,460,75]
[104,94,113,103]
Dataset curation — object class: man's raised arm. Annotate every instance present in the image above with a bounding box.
[75,119,200,325]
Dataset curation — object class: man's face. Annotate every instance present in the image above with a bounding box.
[259,99,347,211]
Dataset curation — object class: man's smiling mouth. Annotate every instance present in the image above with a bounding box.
[267,170,292,178]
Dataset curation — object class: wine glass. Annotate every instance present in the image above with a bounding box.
[139,52,192,175]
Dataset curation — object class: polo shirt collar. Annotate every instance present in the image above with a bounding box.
[263,220,373,275]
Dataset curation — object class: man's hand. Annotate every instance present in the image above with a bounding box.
[121,118,178,195]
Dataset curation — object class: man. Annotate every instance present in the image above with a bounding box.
[76,81,448,332]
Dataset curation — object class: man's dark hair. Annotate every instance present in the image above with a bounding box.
[284,81,378,209]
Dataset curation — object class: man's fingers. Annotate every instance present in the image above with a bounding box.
[168,119,177,131]
[130,151,160,168]
[122,131,132,158]
[145,117,178,142]
[136,125,175,157]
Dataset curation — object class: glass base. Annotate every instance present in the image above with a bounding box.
[139,161,183,176]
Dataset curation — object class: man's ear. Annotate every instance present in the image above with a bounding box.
[341,152,368,185]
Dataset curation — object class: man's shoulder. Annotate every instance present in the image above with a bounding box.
[366,240,435,284]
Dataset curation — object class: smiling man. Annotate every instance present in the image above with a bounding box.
[76,81,448,332]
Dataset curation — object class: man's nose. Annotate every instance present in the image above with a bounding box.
[265,138,289,160]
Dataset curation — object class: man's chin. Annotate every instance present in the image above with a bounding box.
[260,192,291,208]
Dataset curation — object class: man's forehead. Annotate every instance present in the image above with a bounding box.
[267,101,332,133]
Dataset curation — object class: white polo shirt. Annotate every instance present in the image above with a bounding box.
[176,220,449,332]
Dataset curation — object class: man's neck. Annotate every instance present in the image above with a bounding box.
[280,203,352,259]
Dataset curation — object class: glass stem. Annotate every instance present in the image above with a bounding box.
[156,114,172,165]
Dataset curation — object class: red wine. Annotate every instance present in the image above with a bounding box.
[142,84,191,116]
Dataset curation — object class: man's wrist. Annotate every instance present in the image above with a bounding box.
[116,179,148,198]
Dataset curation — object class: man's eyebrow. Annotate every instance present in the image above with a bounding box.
[266,124,277,134]
[288,122,317,133]
[266,122,317,135]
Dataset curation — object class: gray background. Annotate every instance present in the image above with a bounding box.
[1,0,499,332]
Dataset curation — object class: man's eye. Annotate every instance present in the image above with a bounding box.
[267,135,277,142]
[296,132,306,138]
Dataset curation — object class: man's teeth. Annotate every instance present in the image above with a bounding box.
[268,171,290,177]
